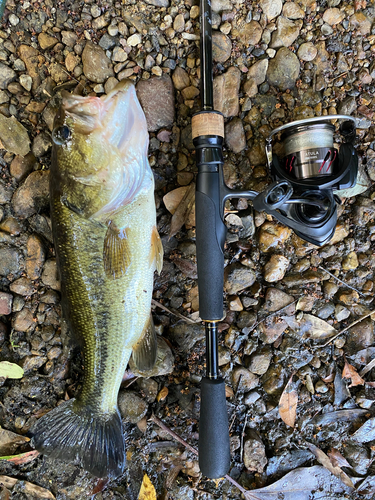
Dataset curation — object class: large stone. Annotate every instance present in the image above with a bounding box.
[0,248,23,276]
[225,118,246,153]
[41,259,61,291]
[263,254,290,282]
[283,2,305,19]
[26,235,46,280]
[13,308,36,332]
[10,153,37,182]
[237,21,263,46]
[12,171,50,219]
[172,67,190,91]
[270,17,301,49]
[346,318,374,354]
[212,31,232,63]
[258,222,292,252]
[213,66,241,118]
[0,292,13,315]
[350,12,372,35]
[322,8,345,25]
[298,42,317,61]
[0,63,16,89]
[260,0,282,20]
[247,59,269,86]
[82,41,114,83]
[224,264,256,294]
[118,391,148,423]
[169,322,205,352]
[0,114,30,156]
[136,75,174,132]
[267,47,300,91]
[232,367,259,392]
[244,437,268,473]
[38,33,58,50]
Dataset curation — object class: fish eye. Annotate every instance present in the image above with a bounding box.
[52,125,71,145]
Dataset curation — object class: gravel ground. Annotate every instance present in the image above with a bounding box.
[1,0,375,499]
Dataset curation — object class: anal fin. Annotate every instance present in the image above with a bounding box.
[150,226,163,274]
[103,222,130,279]
[131,315,157,371]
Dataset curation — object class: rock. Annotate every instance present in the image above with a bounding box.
[283,2,305,19]
[258,222,292,252]
[313,42,331,75]
[169,322,205,351]
[352,198,375,226]
[129,336,174,377]
[263,254,290,282]
[315,302,335,319]
[247,346,272,375]
[38,33,58,50]
[19,74,32,91]
[26,235,45,280]
[10,277,34,296]
[267,47,300,91]
[298,42,317,61]
[118,391,148,423]
[61,31,78,47]
[21,355,47,373]
[346,318,374,354]
[262,364,285,395]
[244,437,267,473]
[225,118,246,153]
[323,8,345,25]
[259,315,288,343]
[144,0,169,6]
[32,132,52,157]
[12,170,50,219]
[247,59,269,86]
[0,184,13,204]
[18,45,40,82]
[49,62,70,84]
[213,66,240,118]
[0,114,30,156]
[224,264,256,294]
[270,17,301,49]
[342,251,359,270]
[65,53,79,72]
[263,288,294,313]
[0,63,16,89]
[82,41,114,83]
[212,31,232,63]
[0,292,13,315]
[136,75,174,132]
[237,21,263,46]
[335,305,350,322]
[338,96,356,115]
[260,0,282,20]
[0,248,23,276]
[330,223,349,244]
[41,259,61,291]
[173,13,185,32]
[350,12,371,35]
[181,86,199,100]
[232,366,259,392]
[13,308,35,333]
[99,34,117,50]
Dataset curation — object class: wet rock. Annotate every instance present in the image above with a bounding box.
[260,0,282,20]
[19,75,32,91]
[232,366,259,392]
[0,217,21,236]
[26,235,46,280]
[237,21,263,46]
[0,292,13,315]
[129,336,174,377]
[0,63,16,89]
[347,318,374,354]
[263,288,294,313]
[224,264,256,294]
[30,214,53,243]
[0,184,13,204]
[0,248,23,276]
[342,252,359,271]
[323,8,345,25]
[0,114,30,156]
[244,437,267,473]
[262,364,285,396]
[282,2,305,19]
[41,259,61,291]
[49,63,70,84]
[169,322,205,352]
[247,346,272,375]
[38,33,58,50]
[118,391,148,423]
[267,47,300,91]
[316,302,335,319]
[338,96,356,116]
[18,45,40,86]
[258,222,292,252]
[21,355,47,373]
[213,67,240,118]
[13,308,35,333]
[225,118,246,153]
[47,346,62,361]
[335,305,350,322]
[330,223,349,244]
[61,31,78,47]
[136,75,174,132]
[270,17,301,49]
[298,42,317,61]
[248,59,269,86]
[82,41,114,83]
[259,315,288,344]
[212,32,232,63]
[266,450,314,476]
[350,12,371,35]
[32,132,52,157]
[172,67,190,91]
[12,170,50,219]
[344,442,371,476]
[263,254,290,282]
[10,277,34,296]
[137,378,159,403]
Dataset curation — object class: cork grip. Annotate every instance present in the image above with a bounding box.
[192,112,224,139]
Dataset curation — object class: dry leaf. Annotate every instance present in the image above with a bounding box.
[306,442,354,489]
[225,385,234,398]
[0,486,10,500]
[157,387,168,402]
[0,450,39,465]
[138,474,157,500]
[342,358,364,387]
[137,416,148,434]
[0,428,30,456]
[168,183,195,238]
[0,477,17,489]
[0,476,54,499]
[283,314,337,339]
[279,375,298,428]
[327,449,352,469]
[0,362,23,379]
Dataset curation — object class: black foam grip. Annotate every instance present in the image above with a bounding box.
[199,377,230,478]
[195,190,226,321]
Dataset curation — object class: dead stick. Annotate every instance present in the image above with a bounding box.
[318,266,367,297]
[247,298,299,334]
[149,414,254,497]
[151,299,198,324]
[314,309,375,349]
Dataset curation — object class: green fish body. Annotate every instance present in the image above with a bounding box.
[31,81,163,478]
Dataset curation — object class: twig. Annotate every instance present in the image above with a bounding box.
[328,71,348,82]
[360,357,375,378]
[151,299,199,324]
[149,414,258,498]
[313,309,375,349]
[240,412,248,465]
[228,413,236,432]
[318,266,367,297]
[246,298,299,334]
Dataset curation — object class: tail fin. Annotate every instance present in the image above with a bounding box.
[30,399,125,478]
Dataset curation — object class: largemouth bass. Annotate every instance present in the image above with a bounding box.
[31,80,163,478]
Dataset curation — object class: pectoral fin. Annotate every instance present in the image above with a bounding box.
[150,226,163,274]
[131,315,157,371]
[103,222,130,279]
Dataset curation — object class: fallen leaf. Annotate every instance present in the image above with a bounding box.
[137,416,148,434]
[225,385,234,398]
[168,183,195,238]
[244,465,352,499]
[0,362,23,380]
[0,428,30,456]
[156,387,168,402]
[0,476,54,499]
[138,474,157,500]
[342,358,364,387]
[357,475,375,495]
[0,478,17,489]
[352,417,375,443]
[359,357,375,378]
[283,314,337,339]
[279,375,298,428]
[311,409,368,427]
[306,442,354,489]
[0,450,39,465]
[0,486,10,500]
[327,448,353,469]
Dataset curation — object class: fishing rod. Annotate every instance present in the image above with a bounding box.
[192,0,358,479]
